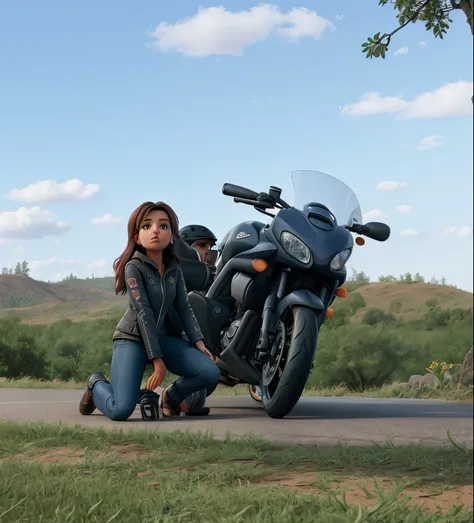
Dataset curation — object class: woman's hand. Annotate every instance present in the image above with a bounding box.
[196,340,216,361]
[146,357,167,390]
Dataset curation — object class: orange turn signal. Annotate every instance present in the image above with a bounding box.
[325,307,335,318]
[355,237,365,246]
[336,287,348,299]
[252,259,268,272]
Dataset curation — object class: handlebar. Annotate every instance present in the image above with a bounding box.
[222,183,259,201]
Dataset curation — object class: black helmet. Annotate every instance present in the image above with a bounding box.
[180,224,217,246]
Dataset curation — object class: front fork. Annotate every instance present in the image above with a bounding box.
[255,269,290,363]
[254,272,338,363]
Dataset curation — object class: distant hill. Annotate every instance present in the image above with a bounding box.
[0,275,126,324]
[0,274,472,325]
[333,282,473,322]
[55,276,116,293]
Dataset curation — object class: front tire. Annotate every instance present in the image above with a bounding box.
[261,306,318,419]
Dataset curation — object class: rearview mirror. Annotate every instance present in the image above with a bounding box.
[363,222,391,242]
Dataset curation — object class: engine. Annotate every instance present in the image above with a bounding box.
[220,317,243,351]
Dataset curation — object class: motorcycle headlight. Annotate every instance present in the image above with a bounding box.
[330,249,352,271]
[280,231,311,264]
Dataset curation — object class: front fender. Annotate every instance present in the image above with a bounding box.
[276,289,325,318]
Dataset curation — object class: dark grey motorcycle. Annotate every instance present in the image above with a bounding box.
[177,170,390,419]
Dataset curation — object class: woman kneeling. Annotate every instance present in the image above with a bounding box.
[78,201,220,421]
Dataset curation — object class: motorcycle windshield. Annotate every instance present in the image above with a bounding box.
[291,170,363,227]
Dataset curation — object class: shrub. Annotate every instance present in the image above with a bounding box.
[310,324,414,391]
[362,308,397,326]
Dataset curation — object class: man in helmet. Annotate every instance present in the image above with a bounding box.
[179,225,218,266]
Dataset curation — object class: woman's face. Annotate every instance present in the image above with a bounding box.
[135,210,172,252]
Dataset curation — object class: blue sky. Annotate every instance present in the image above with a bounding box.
[0,1,472,290]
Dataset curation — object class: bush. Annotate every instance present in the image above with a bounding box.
[0,300,472,392]
[0,320,46,378]
[349,293,366,314]
[362,308,397,326]
[310,324,414,391]
[0,314,123,381]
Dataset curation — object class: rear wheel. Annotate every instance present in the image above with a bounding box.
[260,307,318,419]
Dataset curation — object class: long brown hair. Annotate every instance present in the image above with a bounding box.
[113,201,180,295]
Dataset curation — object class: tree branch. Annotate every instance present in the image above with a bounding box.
[458,0,474,33]
[377,0,433,47]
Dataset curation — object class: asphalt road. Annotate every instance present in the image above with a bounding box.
[0,388,472,447]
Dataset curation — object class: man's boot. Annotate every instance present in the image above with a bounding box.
[161,387,210,417]
[180,390,210,416]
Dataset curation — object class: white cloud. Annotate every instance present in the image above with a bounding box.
[418,41,426,48]
[8,179,100,203]
[91,214,122,226]
[443,226,473,237]
[442,226,457,235]
[458,226,473,237]
[340,92,406,117]
[340,80,473,119]
[149,4,335,56]
[88,258,108,270]
[396,205,414,213]
[394,46,408,56]
[0,207,70,239]
[335,14,345,21]
[400,229,421,236]
[29,257,78,271]
[0,238,14,246]
[24,257,112,281]
[363,209,387,221]
[376,181,408,191]
[417,135,443,150]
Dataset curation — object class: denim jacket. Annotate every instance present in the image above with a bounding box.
[113,251,204,360]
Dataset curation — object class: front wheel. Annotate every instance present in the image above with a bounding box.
[249,384,263,402]
[260,306,318,419]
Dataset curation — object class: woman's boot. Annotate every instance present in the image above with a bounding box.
[161,387,182,417]
[79,373,108,415]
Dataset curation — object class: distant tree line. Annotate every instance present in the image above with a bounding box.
[1,261,30,276]
[349,269,453,287]
[0,264,100,282]
[1,263,454,289]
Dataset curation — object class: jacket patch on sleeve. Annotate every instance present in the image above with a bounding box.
[132,289,140,300]
[127,277,138,288]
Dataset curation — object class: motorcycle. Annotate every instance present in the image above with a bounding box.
[175,170,390,419]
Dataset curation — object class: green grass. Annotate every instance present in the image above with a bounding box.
[0,294,42,309]
[0,421,472,522]
[1,377,472,403]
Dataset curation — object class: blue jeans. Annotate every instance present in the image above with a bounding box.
[92,336,220,421]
